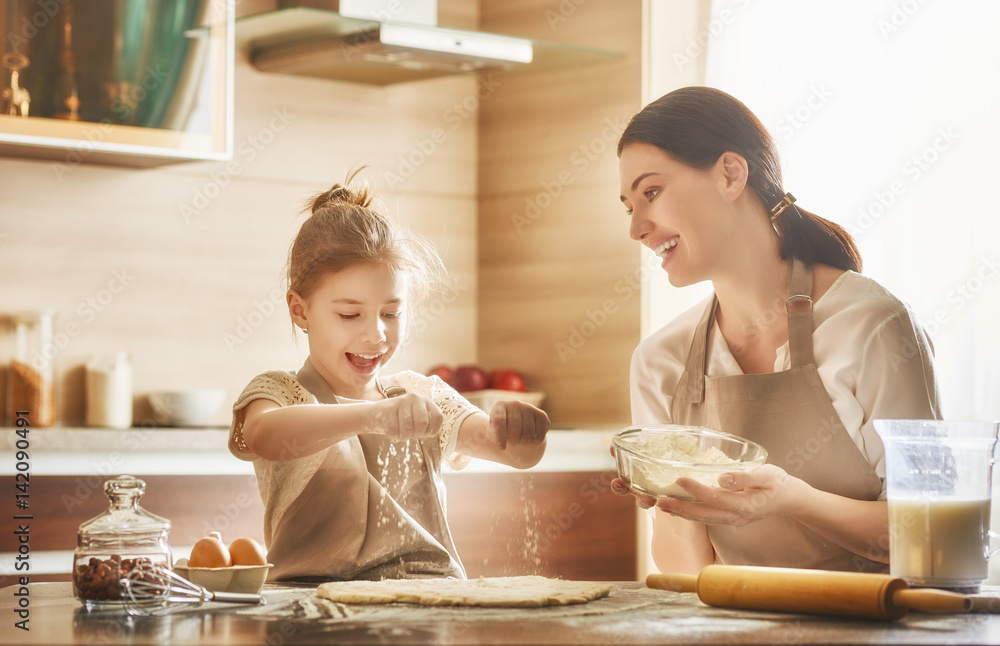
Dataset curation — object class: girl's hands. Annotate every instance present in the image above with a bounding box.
[613,464,806,526]
[488,400,550,450]
[454,401,549,469]
[371,393,444,441]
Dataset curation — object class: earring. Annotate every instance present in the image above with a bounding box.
[301,327,308,335]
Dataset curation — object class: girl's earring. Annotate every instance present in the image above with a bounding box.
[301,327,309,335]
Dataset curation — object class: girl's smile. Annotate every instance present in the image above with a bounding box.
[346,352,384,373]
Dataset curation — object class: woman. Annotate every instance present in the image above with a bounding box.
[614,87,940,574]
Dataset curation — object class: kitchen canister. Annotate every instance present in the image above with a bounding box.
[73,475,172,608]
[85,351,133,429]
[6,311,56,427]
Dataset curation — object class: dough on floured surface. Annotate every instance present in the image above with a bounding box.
[316,575,611,607]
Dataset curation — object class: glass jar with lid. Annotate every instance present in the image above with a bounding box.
[73,475,172,608]
[6,310,56,427]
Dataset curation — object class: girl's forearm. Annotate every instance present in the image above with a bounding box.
[499,437,548,469]
[243,402,375,460]
[456,413,547,469]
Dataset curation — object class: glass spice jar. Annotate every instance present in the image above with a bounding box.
[73,475,172,609]
[7,311,56,427]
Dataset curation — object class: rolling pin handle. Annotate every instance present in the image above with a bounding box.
[646,573,698,593]
[892,588,972,614]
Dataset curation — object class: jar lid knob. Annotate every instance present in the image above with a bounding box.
[104,475,146,500]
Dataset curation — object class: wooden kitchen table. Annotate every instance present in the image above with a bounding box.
[5,581,1000,645]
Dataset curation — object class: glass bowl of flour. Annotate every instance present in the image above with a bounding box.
[612,425,767,500]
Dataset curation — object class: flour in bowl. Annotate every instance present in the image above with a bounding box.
[631,433,735,465]
[627,433,740,498]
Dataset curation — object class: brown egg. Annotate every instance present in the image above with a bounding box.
[228,536,268,566]
[189,531,232,568]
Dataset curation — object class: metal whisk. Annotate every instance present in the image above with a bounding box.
[120,562,263,616]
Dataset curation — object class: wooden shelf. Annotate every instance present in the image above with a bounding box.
[0,114,230,167]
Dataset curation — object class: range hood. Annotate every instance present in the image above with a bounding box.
[236,1,619,85]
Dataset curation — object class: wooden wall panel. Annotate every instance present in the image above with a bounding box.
[478,1,643,426]
[438,0,479,30]
[0,48,480,427]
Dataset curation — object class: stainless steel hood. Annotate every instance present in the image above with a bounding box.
[236,5,619,85]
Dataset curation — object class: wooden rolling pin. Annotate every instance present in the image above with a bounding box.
[647,565,971,621]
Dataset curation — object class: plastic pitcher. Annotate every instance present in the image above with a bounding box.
[875,419,1000,593]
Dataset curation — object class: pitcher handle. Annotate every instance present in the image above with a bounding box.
[988,530,1000,560]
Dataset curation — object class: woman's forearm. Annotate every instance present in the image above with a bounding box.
[651,511,715,574]
[788,483,890,564]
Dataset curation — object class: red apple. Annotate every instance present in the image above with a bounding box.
[488,369,527,392]
[427,365,455,387]
[453,364,489,392]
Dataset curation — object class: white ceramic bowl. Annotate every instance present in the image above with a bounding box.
[612,425,767,500]
[148,389,226,427]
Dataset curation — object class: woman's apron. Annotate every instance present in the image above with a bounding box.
[265,360,465,582]
[669,259,886,573]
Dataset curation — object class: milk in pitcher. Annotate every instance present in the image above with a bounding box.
[888,498,991,586]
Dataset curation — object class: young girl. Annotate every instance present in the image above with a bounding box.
[228,171,549,582]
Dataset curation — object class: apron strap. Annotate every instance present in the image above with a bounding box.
[786,258,815,367]
[676,259,815,402]
[675,296,716,403]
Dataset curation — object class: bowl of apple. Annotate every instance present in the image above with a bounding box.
[427,364,545,412]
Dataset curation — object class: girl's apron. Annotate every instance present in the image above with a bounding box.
[670,259,886,573]
[266,360,465,582]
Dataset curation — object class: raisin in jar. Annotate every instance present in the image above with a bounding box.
[73,475,172,608]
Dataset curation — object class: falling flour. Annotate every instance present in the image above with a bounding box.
[628,433,738,498]
[375,439,415,531]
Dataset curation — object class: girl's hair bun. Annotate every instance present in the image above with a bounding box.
[288,165,447,309]
[308,168,373,214]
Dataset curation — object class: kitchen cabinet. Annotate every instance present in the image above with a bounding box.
[0,0,233,167]
[0,470,635,585]
[0,428,634,585]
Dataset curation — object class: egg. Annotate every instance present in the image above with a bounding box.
[189,531,232,568]
[228,536,268,566]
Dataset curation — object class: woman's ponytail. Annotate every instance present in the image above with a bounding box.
[778,204,862,272]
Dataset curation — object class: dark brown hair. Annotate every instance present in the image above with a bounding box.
[617,86,861,272]
[287,167,445,305]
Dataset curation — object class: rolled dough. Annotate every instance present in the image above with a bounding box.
[316,575,611,607]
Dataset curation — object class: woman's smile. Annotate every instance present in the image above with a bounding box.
[650,236,680,267]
